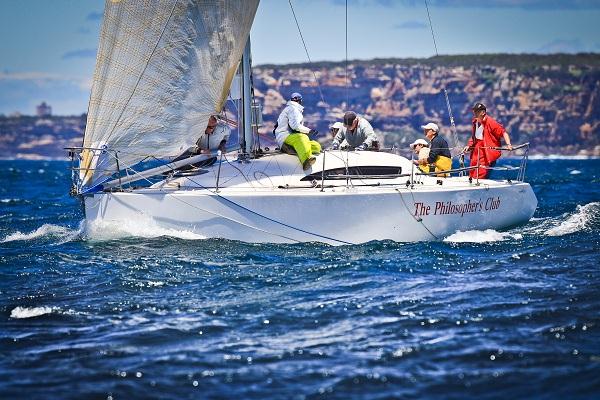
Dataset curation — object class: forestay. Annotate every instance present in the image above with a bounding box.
[80,0,260,190]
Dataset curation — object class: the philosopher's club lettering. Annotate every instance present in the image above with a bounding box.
[413,197,501,218]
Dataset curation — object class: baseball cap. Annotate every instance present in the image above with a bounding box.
[410,138,429,149]
[420,122,439,132]
[290,92,303,101]
[472,102,486,112]
[330,122,344,130]
[343,111,357,126]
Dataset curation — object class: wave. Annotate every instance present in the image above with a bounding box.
[10,306,54,319]
[545,202,600,237]
[84,218,207,241]
[528,155,599,160]
[443,229,522,243]
[1,223,83,244]
[1,198,30,205]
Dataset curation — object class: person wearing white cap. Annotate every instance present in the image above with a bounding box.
[329,122,346,149]
[414,122,452,176]
[409,138,430,173]
[274,92,321,170]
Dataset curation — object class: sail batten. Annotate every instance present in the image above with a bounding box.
[80,0,260,188]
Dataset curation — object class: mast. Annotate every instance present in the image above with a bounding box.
[239,38,253,159]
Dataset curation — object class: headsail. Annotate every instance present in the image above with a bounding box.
[80,0,260,190]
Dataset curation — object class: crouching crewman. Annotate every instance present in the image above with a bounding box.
[331,111,378,151]
[274,92,321,170]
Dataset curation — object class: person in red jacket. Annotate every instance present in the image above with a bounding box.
[463,102,513,179]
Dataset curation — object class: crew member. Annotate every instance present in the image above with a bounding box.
[172,115,230,169]
[328,122,346,149]
[274,92,320,170]
[415,122,452,176]
[463,102,513,179]
[332,111,378,150]
[410,138,430,173]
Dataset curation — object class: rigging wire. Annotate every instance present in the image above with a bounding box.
[424,0,461,157]
[288,0,326,105]
[345,0,349,106]
[180,173,353,245]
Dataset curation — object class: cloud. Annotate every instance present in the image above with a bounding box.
[536,39,587,54]
[0,71,64,81]
[0,71,91,91]
[416,0,600,9]
[0,73,91,115]
[394,20,427,29]
[86,11,103,21]
[329,0,600,9]
[330,0,395,6]
[62,49,97,60]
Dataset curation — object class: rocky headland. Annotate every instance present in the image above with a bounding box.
[1,53,598,159]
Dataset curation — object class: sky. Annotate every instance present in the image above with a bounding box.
[1,0,599,115]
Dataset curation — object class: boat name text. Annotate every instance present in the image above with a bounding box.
[413,197,501,217]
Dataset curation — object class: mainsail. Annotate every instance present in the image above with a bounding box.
[80,0,260,190]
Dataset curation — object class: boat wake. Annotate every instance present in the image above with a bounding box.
[545,202,600,236]
[1,223,83,244]
[443,229,523,243]
[85,218,207,241]
[514,201,600,238]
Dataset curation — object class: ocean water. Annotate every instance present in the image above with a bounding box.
[1,159,599,399]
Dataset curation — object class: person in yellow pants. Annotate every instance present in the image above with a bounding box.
[283,133,321,170]
[414,122,452,177]
[433,154,452,177]
[274,92,321,170]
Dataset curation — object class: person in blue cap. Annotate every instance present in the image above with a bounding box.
[274,92,320,170]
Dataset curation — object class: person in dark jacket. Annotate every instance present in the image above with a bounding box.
[414,122,452,176]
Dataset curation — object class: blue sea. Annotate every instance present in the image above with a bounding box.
[1,158,599,399]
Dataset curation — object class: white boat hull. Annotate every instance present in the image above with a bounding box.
[83,180,537,245]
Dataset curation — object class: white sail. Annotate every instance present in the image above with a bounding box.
[80,0,260,189]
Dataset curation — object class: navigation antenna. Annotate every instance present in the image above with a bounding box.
[424,0,461,157]
[288,0,327,106]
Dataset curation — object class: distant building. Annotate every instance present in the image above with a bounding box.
[36,102,52,117]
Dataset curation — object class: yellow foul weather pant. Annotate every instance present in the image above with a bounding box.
[284,133,321,164]
[433,155,452,177]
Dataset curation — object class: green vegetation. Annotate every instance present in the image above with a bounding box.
[258,53,600,74]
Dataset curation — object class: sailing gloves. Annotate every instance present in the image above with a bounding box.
[355,143,368,151]
[331,142,340,150]
[308,129,318,139]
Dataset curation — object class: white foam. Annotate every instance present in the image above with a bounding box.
[10,306,53,319]
[85,217,206,241]
[444,229,523,243]
[1,223,82,243]
[569,170,582,175]
[545,202,600,237]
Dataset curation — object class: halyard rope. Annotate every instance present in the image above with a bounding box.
[288,0,327,105]
[424,0,461,158]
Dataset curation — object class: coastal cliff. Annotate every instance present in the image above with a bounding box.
[1,53,598,159]
[254,54,600,156]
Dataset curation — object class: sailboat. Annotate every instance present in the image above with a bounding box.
[70,0,537,245]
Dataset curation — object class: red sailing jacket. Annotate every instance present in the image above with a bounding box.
[468,115,505,164]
